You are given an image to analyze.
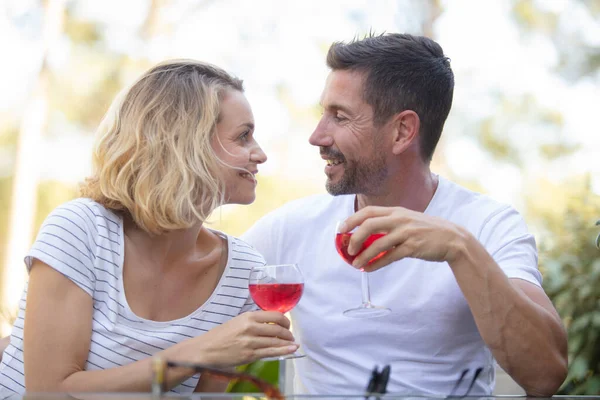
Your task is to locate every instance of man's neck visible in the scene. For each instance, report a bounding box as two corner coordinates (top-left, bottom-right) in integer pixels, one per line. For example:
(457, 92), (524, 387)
(355, 169), (439, 213)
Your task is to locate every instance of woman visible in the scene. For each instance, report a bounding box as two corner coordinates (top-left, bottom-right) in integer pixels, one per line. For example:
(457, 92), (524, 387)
(0, 60), (297, 394)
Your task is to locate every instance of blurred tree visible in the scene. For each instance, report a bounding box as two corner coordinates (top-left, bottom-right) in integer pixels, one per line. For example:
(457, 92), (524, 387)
(0, 126), (18, 285)
(0, 0), (67, 335)
(0, 0), (173, 331)
(0, 177), (16, 326)
(525, 176), (600, 394)
(513, 0), (600, 81)
(460, 0), (599, 173)
(497, 1), (600, 394)
(475, 0), (599, 166)
(440, 1), (599, 393)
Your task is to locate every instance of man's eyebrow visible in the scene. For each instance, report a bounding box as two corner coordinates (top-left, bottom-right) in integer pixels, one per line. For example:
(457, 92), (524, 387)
(320, 102), (353, 114)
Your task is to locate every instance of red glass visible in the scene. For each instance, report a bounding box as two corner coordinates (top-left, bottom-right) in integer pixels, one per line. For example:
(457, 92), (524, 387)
(248, 283), (304, 313)
(335, 232), (387, 266)
(248, 263), (306, 360)
(335, 221), (391, 318)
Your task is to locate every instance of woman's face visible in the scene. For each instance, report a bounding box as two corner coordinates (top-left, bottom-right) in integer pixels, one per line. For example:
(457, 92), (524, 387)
(212, 89), (267, 205)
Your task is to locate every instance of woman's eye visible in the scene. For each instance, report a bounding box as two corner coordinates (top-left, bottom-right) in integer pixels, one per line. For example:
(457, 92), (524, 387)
(240, 131), (250, 141)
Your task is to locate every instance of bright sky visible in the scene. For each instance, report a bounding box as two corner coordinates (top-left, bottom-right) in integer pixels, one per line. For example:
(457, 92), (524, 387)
(0, 0), (599, 210)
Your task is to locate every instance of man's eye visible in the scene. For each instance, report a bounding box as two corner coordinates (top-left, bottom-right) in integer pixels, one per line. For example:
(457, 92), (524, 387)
(240, 131), (250, 141)
(333, 114), (347, 122)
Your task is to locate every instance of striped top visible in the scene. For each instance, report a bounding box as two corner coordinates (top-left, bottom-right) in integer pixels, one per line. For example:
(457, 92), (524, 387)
(0, 198), (264, 395)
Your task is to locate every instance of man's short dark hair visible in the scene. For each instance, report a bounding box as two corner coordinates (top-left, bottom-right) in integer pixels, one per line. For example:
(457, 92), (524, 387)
(326, 33), (454, 162)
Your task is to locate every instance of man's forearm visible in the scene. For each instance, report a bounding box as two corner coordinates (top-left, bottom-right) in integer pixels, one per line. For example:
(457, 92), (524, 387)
(448, 230), (568, 396)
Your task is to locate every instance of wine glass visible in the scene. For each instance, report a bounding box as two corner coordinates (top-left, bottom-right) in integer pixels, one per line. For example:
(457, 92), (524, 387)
(248, 263), (306, 360)
(335, 221), (391, 318)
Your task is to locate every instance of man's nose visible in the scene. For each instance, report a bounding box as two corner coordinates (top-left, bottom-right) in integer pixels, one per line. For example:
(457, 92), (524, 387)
(309, 117), (333, 147)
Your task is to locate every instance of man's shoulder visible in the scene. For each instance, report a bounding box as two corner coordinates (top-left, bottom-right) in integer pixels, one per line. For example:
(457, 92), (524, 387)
(436, 177), (518, 227)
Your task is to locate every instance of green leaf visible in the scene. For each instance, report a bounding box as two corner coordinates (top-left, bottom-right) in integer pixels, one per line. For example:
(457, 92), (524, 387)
(569, 356), (589, 380)
(584, 376), (600, 394)
(227, 360), (279, 393)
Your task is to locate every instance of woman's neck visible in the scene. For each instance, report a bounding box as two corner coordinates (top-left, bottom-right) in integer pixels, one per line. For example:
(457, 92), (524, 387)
(122, 216), (221, 270)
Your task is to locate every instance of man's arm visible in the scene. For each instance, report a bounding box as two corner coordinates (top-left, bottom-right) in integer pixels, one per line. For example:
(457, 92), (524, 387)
(341, 206), (568, 396)
(449, 232), (567, 396)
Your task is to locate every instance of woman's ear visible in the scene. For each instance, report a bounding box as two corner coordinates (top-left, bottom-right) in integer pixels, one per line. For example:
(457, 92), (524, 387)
(391, 110), (420, 155)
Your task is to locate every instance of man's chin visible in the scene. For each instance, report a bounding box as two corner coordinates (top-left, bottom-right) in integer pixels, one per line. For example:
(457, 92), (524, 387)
(325, 180), (351, 196)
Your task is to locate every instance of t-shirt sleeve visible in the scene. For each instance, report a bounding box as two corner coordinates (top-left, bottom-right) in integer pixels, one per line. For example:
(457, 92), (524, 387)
(478, 205), (542, 287)
(235, 238), (265, 313)
(24, 200), (97, 296)
(240, 296), (260, 313)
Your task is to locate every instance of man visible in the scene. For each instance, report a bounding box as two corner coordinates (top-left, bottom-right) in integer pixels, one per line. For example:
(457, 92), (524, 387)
(241, 33), (567, 396)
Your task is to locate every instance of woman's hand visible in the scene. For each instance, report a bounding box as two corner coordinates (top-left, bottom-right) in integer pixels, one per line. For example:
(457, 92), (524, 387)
(191, 310), (298, 367)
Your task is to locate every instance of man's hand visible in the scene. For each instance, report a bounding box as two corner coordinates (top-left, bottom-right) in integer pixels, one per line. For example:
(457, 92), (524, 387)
(340, 206), (469, 271)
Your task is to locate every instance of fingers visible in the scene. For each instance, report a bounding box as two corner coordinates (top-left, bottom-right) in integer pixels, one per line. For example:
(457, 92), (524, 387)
(340, 206), (390, 233)
(252, 321), (295, 342)
(249, 336), (298, 350)
(239, 311), (295, 340)
(251, 343), (299, 360)
(200, 311), (298, 368)
(361, 244), (413, 272)
(352, 230), (406, 269)
(347, 215), (394, 256)
(240, 320), (300, 361)
(250, 311), (291, 329)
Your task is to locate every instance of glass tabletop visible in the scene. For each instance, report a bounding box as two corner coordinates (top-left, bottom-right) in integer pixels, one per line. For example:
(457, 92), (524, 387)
(4, 394), (600, 400)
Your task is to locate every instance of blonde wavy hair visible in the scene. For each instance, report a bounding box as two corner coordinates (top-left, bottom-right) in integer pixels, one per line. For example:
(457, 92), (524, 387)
(80, 59), (244, 235)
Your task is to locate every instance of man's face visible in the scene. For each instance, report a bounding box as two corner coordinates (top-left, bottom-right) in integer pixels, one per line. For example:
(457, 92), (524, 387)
(309, 70), (388, 196)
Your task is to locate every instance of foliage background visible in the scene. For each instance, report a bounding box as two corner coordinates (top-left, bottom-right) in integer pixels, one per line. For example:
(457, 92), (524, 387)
(0, 0), (599, 394)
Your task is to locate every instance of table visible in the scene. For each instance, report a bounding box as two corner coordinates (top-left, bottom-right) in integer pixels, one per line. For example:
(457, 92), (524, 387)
(4, 394), (600, 400)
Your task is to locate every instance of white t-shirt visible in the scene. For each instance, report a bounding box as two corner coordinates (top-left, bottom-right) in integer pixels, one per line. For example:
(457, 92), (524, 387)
(241, 175), (541, 396)
(0, 198), (262, 395)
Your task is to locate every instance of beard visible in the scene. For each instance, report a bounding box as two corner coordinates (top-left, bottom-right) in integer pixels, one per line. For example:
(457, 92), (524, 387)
(322, 148), (388, 196)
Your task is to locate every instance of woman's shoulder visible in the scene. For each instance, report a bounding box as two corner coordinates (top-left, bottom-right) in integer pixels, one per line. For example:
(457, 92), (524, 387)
(53, 197), (121, 222)
(26, 199), (124, 295)
(42, 198), (123, 240)
(228, 235), (267, 265)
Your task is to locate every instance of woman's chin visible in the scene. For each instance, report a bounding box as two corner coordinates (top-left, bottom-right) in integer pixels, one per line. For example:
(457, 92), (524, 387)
(225, 194), (256, 206)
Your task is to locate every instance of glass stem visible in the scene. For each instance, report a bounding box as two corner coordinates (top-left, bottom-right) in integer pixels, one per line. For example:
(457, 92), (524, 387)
(361, 271), (372, 307)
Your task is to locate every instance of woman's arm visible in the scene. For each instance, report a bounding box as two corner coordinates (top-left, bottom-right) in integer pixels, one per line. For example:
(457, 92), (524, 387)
(194, 374), (230, 393)
(24, 261), (199, 392)
(24, 260), (297, 393)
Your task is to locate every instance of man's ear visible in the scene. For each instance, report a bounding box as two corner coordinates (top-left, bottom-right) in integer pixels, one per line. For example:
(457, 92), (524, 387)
(391, 110), (420, 155)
